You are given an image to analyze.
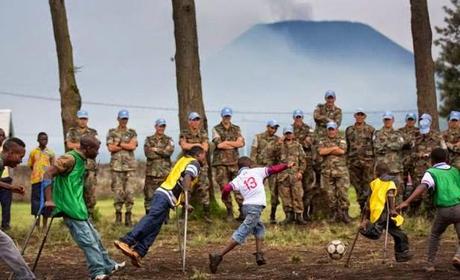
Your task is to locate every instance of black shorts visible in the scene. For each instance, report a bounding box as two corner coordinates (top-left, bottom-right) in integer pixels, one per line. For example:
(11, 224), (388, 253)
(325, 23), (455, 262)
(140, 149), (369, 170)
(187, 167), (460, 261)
(31, 183), (51, 217)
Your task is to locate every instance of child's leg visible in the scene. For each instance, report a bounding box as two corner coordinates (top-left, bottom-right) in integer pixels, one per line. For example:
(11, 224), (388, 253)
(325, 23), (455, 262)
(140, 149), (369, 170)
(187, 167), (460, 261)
(387, 221), (410, 261)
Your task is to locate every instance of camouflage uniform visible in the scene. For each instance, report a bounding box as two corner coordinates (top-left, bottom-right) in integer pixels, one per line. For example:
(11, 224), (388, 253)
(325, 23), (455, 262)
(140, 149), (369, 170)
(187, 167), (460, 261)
(66, 127), (99, 217)
(345, 123), (375, 210)
(398, 126), (419, 198)
(179, 128), (210, 207)
(144, 133), (174, 212)
(250, 131), (280, 216)
(313, 103), (342, 138)
(212, 122), (243, 213)
(411, 130), (446, 215)
(276, 140), (307, 216)
(443, 127), (460, 169)
(106, 127), (137, 213)
(292, 122), (316, 217)
(373, 127), (404, 201)
(318, 135), (350, 220)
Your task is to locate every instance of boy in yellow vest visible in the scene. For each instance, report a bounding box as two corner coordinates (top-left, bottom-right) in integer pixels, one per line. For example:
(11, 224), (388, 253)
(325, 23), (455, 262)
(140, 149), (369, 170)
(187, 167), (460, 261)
(114, 146), (206, 268)
(359, 162), (412, 262)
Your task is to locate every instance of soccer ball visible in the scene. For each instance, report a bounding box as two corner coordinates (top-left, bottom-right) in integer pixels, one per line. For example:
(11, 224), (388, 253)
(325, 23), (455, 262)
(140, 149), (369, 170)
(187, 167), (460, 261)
(326, 240), (346, 260)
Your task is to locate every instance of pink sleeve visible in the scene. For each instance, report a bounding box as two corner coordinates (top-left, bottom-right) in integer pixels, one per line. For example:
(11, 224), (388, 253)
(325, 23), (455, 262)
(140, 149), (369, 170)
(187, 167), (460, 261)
(267, 163), (288, 176)
(221, 183), (233, 201)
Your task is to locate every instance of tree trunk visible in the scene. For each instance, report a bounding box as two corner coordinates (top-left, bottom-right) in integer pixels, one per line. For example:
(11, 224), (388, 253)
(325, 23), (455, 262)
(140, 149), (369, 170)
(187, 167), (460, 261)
(49, 0), (81, 150)
(172, 0), (216, 204)
(410, 0), (439, 130)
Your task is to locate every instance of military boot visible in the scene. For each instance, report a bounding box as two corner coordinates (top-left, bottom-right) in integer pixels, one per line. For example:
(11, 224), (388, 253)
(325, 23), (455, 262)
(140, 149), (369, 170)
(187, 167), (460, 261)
(125, 212), (132, 227)
(115, 212), (122, 225)
(281, 211), (294, 225)
(303, 205), (312, 221)
(295, 213), (308, 225)
(269, 208), (277, 224)
(203, 205), (212, 223)
(341, 209), (351, 224)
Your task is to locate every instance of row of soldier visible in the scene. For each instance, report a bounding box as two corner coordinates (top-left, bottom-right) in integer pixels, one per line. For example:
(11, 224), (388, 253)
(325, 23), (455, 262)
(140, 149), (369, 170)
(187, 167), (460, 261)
(65, 90), (460, 226)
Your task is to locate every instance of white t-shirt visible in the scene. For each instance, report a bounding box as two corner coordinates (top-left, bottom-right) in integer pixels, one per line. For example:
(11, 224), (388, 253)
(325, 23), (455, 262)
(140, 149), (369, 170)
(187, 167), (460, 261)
(421, 162), (451, 190)
(229, 167), (269, 206)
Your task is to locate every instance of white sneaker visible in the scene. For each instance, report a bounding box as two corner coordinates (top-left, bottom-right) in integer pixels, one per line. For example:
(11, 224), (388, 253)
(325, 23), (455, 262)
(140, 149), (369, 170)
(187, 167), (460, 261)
(93, 275), (109, 280)
(111, 261), (126, 274)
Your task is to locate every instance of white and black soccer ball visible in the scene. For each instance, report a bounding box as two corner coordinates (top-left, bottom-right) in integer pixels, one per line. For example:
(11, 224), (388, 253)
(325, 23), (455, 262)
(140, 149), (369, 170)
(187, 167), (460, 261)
(326, 240), (346, 260)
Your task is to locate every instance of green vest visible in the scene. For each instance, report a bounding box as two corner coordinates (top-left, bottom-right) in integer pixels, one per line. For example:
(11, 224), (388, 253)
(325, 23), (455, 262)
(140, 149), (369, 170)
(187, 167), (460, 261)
(427, 166), (460, 208)
(52, 150), (88, 220)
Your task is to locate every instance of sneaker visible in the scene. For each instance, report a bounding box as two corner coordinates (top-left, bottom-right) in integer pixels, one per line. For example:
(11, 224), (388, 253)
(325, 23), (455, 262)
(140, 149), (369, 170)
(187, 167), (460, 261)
(254, 252), (266, 266)
(424, 265), (435, 272)
(93, 274), (109, 280)
(452, 256), (460, 271)
(114, 240), (142, 268)
(209, 253), (223, 274)
(395, 251), (413, 262)
(111, 261), (126, 274)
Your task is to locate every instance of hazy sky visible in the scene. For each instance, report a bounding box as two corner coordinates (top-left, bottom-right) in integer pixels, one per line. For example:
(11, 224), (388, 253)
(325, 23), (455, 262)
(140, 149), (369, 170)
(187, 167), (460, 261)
(0, 0), (453, 158)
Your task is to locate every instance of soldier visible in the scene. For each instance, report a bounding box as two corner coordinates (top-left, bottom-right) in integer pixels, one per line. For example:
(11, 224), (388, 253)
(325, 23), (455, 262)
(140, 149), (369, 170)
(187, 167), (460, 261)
(277, 126), (307, 225)
(318, 122), (351, 223)
(313, 90), (342, 138)
(443, 111), (460, 169)
(291, 109), (315, 220)
(179, 112), (211, 222)
(106, 109), (138, 226)
(410, 114), (446, 216)
(66, 110), (99, 219)
(345, 108), (375, 211)
(250, 120), (280, 224)
(398, 113), (419, 199)
(373, 111), (405, 202)
(212, 107), (245, 221)
(144, 118), (174, 214)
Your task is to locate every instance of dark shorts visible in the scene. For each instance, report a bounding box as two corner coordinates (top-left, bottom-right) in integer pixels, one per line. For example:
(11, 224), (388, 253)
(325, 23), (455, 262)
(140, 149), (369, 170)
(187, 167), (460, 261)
(31, 183), (51, 217)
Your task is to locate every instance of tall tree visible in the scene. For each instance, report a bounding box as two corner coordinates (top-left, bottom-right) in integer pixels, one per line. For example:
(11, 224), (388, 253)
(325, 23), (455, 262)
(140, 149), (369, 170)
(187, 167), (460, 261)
(410, 0), (439, 130)
(49, 0), (81, 150)
(435, 0), (460, 117)
(172, 0), (216, 204)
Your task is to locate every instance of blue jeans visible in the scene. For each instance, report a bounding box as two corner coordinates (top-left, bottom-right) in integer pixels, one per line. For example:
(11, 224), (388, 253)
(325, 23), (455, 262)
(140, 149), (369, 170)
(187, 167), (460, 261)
(64, 218), (116, 278)
(121, 191), (170, 257)
(232, 204), (265, 244)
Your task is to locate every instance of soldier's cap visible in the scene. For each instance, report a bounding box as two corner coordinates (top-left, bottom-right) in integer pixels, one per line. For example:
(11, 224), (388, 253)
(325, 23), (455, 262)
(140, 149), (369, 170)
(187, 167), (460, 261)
(354, 108), (366, 115)
(155, 118), (166, 126)
(449, 111), (460, 121)
(419, 118), (431, 134)
(420, 113), (432, 123)
(266, 119), (279, 128)
(188, 112), (201, 121)
(405, 112), (417, 121)
(118, 109), (129, 119)
(221, 107), (233, 117)
(293, 109), (304, 118)
(283, 126), (294, 134)
(382, 111), (394, 120)
(326, 121), (337, 129)
(324, 90), (336, 99)
(77, 110), (89, 119)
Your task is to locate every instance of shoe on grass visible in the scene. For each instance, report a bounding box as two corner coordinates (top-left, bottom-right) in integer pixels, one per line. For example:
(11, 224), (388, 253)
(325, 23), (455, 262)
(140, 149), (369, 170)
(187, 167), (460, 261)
(111, 261), (126, 274)
(254, 252), (266, 266)
(209, 253), (223, 274)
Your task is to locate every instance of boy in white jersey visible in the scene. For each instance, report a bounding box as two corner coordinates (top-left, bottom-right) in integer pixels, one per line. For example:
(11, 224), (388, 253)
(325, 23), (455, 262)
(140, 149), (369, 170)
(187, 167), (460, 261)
(209, 156), (293, 273)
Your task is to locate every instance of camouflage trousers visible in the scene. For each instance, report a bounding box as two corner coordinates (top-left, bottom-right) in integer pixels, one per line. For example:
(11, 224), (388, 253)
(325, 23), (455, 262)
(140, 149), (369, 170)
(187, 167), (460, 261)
(388, 172), (404, 204)
(451, 155), (460, 170)
(111, 170), (135, 212)
(348, 158), (374, 210)
(401, 155), (416, 199)
(266, 175), (279, 209)
(84, 170), (97, 217)
(409, 164), (435, 216)
(279, 177), (304, 214)
(213, 165), (243, 210)
(191, 165), (210, 207)
(321, 172), (350, 213)
(143, 176), (165, 212)
(301, 167), (317, 211)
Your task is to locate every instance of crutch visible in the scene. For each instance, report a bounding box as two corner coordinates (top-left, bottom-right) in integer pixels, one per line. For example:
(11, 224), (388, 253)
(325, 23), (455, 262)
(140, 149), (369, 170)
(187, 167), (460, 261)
(382, 200), (390, 264)
(176, 207), (183, 256)
(32, 215), (54, 272)
(182, 190), (189, 273)
(345, 199), (368, 268)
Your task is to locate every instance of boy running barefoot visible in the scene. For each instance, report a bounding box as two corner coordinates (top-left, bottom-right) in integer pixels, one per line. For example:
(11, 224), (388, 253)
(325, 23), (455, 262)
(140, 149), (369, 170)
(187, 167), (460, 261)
(209, 156), (294, 273)
(397, 148), (460, 272)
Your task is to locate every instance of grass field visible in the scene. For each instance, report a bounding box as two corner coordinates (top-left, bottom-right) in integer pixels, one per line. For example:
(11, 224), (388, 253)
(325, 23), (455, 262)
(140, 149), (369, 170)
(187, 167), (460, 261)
(1, 189), (460, 279)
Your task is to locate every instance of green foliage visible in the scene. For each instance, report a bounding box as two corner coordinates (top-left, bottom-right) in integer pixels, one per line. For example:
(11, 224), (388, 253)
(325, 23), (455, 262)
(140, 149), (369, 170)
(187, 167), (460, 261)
(435, 0), (460, 117)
